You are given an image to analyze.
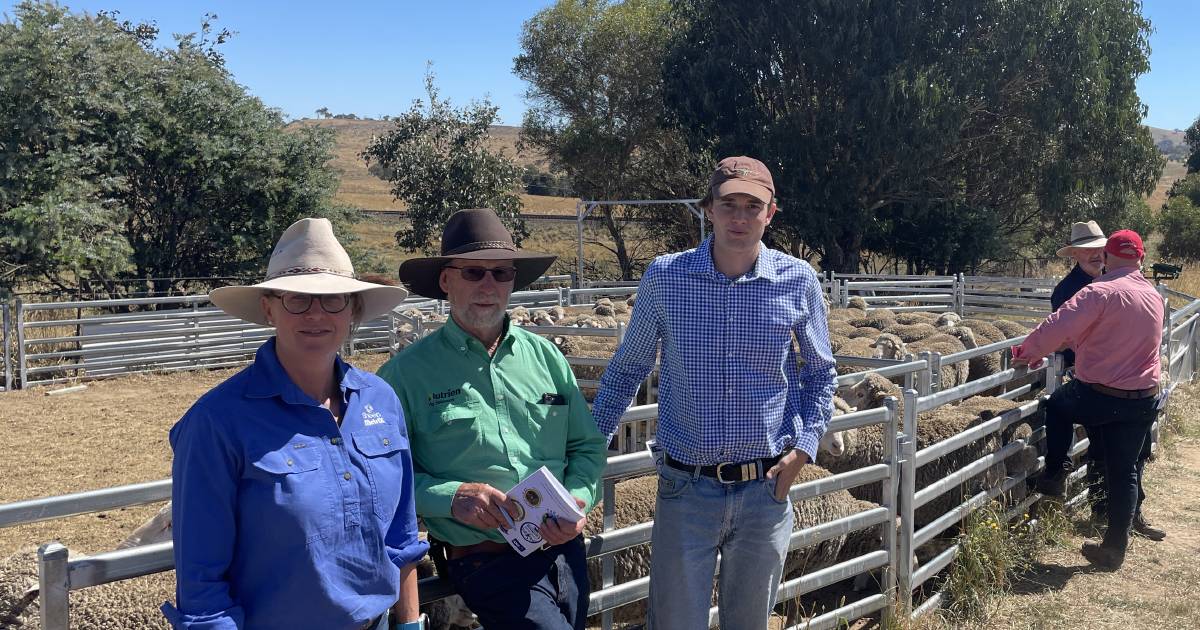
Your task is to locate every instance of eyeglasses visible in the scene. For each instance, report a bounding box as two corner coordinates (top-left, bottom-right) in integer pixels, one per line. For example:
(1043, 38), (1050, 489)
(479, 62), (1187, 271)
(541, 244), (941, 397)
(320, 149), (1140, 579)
(444, 266), (518, 283)
(268, 292), (351, 315)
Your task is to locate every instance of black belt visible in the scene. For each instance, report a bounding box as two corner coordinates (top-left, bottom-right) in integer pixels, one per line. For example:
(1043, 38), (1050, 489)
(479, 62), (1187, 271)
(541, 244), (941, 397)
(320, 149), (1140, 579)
(665, 453), (784, 484)
(1082, 381), (1159, 400)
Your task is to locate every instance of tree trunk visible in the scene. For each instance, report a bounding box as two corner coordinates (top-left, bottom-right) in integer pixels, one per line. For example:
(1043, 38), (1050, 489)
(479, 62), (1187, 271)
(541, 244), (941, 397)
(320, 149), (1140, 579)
(600, 207), (633, 280)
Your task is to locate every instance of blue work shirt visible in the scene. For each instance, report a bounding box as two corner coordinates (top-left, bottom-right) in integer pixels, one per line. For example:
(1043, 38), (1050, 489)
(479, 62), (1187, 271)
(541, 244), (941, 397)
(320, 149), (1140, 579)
(1050, 263), (1095, 368)
(592, 238), (838, 464)
(162, 338), (428, 630)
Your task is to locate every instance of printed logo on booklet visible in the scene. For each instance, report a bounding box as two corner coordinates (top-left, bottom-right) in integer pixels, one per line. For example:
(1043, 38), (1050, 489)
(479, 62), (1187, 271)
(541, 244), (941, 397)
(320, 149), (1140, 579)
(498, 466), (585, 557)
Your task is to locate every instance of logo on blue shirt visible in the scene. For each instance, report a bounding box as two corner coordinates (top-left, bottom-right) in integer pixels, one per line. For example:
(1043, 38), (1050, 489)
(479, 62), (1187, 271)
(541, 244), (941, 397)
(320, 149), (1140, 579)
(362, 404), (386, 426)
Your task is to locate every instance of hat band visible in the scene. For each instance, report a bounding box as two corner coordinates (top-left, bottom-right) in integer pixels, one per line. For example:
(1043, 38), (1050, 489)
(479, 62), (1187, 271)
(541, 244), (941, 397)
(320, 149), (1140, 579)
(266, 266), (355, 281)
(1070, 235), (1103, 245)
(443, 240), (517, 256)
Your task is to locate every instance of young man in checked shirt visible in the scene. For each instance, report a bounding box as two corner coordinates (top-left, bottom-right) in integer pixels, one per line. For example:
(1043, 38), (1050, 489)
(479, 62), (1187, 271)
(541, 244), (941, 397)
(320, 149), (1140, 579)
(592, 156), (839, 629)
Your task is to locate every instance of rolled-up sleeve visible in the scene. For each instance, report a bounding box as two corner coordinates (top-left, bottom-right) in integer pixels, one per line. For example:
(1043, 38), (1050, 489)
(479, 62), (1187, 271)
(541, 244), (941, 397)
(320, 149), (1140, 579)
(786, 269), (838, 461)
(161, 408), (244, 630)
(385, 442), (430, 569)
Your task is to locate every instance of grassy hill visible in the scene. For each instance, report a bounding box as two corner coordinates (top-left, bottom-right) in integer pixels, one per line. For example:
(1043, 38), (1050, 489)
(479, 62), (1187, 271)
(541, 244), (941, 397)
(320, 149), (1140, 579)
(1148, 125), (1187, 146)
(288, 118), (575, 214)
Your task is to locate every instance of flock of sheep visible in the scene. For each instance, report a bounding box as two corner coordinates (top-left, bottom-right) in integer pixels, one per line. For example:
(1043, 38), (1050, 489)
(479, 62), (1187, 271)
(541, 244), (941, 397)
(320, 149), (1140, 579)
(1, 294), (1044, 630)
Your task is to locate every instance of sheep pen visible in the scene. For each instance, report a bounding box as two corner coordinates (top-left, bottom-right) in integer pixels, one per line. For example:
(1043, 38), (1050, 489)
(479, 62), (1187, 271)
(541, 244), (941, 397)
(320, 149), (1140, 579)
(0, 303), (1050, 629)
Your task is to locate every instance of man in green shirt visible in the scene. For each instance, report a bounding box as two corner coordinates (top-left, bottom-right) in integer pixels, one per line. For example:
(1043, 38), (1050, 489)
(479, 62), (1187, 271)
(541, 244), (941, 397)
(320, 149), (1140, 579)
(377, 208), (607, 630)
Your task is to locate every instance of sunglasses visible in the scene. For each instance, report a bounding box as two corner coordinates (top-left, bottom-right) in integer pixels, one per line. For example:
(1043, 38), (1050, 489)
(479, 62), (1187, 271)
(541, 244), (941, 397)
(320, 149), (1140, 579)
(268, 292), (352, 315)
(445, 265), (518, 283)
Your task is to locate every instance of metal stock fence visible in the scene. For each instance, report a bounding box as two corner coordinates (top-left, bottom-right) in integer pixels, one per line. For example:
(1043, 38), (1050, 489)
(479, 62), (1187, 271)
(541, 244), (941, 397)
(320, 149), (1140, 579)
(1, 277), (1198, 628)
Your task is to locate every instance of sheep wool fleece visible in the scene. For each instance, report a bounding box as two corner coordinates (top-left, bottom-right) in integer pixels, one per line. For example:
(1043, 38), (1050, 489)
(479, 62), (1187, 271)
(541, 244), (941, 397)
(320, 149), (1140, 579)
(593, 237), (838, 628)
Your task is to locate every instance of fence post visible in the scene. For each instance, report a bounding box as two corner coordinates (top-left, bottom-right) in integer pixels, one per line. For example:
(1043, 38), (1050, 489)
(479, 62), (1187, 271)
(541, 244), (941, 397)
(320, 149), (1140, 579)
(915, 351), (933, 396)
(38, 542), (70, 630)
(898, 388), (919, 617)
(840, 280), (849, 308)
(16, 299), (27, 389)
(560, 286), (571, 307)
(601, 477), (616, 630)
(954, 273), (965, 316)
(928, 352), (943, 393)
(1045, 353), (1062, 396)
(881, 396), (900, 625)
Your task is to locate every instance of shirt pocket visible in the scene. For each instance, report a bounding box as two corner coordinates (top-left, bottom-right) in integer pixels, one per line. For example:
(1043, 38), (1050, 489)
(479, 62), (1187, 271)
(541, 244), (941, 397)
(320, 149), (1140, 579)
(351, 429), (409, 522)
(247, 444), (331, 545)
(523, 399), (568, 461)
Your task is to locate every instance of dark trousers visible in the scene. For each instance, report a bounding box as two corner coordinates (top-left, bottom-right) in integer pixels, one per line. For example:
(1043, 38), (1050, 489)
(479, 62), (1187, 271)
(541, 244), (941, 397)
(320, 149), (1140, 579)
(445, 536), (588, 630)
(1045, 379), (1157, 551)
(1085, 426), (1152, 518)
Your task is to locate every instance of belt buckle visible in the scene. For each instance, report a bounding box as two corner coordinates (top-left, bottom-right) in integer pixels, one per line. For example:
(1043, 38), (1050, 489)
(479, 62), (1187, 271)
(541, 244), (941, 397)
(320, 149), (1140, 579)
(715, 461), (756, 484)
(715, 462), (737, 484)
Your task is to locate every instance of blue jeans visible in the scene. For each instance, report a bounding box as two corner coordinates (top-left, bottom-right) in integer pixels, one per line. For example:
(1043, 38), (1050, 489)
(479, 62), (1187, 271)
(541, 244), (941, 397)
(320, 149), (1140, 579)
(446, 536), (588, 630)
(648, 463), (793, 630)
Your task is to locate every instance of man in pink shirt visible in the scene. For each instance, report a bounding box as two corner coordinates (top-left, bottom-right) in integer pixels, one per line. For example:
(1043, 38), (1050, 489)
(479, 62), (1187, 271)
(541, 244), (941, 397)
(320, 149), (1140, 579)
(1012, 229), (1163, 569)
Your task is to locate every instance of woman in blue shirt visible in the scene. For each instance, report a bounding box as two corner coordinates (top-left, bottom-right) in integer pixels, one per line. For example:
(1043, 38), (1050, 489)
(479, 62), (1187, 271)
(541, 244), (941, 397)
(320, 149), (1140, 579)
(162, 218), (429, 630)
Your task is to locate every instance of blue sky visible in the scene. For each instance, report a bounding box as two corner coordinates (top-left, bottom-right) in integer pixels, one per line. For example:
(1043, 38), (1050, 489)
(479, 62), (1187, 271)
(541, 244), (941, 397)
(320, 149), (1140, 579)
(2, 0), (1196, 130)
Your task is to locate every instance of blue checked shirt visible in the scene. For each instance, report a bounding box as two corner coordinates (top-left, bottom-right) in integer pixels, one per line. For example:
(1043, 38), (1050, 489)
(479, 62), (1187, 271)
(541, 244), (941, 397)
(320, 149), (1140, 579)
(592, 239), (838, 465)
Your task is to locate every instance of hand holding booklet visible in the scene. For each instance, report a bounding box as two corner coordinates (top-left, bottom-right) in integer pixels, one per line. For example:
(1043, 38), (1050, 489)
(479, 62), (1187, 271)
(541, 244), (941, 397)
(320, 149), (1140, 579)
(498, 466), (586, 556)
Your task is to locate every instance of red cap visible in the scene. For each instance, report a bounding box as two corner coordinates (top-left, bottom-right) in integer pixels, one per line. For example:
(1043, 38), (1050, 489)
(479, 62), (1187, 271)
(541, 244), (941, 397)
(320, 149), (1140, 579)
(1104, 229), (1144, 260)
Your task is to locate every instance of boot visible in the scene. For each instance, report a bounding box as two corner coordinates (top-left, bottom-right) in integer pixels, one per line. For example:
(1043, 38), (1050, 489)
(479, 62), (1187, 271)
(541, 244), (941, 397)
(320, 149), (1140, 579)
(1035, 461), (1071, 497)
(1081, 540), (1125, 570)
(1132, 514), (1166, 541)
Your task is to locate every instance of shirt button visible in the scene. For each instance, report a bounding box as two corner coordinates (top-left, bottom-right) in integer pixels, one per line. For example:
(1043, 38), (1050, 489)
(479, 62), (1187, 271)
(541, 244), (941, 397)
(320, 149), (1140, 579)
(343, 472), (352, 481)
(459, 346), (466, 352)
(726, 388), (734, 395)
(497, 394), (505, 401)
(286, 458), (294, 466)
(330, 437), (341, 445)
(383, 438), (390, 446)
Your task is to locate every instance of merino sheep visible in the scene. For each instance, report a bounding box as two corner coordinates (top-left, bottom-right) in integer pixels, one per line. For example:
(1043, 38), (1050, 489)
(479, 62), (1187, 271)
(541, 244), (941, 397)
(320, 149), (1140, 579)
(848, 309), (897, 330)
(880, 322), (939, 343)
(848, 326), (882, 340)
(990, 319), (1029, 339)
(895, 312), (938, 325)
(872, 332), (970, 390)
(832, 337), (879, 375)
(847, 296), (869, 310)
(549, 305), (568, 321)
(509, 306), (530, 324)
(531, 309), (556, 326)
(959, 319), (1006, 344)
(828, 320), (858, 337)
(827, 307), (866, 322)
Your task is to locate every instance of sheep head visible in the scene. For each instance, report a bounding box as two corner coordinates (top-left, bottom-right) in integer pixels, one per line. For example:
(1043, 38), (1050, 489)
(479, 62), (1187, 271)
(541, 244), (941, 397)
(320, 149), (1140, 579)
(935, 312), (962, 328)
(848, 296), (869, 310)
(948, 326), (978, 349)
(870, 333), (907, 359)
(841, 372), (901, 411)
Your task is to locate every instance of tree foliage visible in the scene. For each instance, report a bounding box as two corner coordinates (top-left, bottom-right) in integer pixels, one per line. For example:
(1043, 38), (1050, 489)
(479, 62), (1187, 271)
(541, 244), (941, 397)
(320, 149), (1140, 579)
(1185, 116), (1200, 174)
(663, 0), (1163, 273)
(362, 71), (525, 255)
(0, 2), (352, 296)
(515, 0), (710, 279)
(1159, 174), (1200, 260)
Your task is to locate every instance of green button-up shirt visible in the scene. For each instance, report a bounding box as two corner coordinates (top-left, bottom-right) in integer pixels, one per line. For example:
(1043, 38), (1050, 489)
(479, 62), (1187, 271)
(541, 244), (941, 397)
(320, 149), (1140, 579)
(376, 315), (608, 546)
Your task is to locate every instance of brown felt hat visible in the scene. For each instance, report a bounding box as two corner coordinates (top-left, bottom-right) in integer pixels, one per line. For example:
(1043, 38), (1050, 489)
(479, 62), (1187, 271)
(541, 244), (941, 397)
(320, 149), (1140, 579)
(709, 156), (775, 205)
(398, 208), (557, 300)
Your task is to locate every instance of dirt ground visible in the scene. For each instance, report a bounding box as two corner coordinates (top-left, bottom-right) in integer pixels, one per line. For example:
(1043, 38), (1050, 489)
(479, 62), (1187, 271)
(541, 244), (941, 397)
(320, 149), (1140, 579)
(1, 358), (1197, 628)
(952, 383), (1200, 630)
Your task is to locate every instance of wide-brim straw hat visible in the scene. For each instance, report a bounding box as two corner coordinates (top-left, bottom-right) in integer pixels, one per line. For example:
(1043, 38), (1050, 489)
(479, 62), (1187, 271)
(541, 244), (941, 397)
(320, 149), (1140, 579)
(209, 218), (408, 326)
(1055, 220), (1107, 256)
(398, 208), (556, 300)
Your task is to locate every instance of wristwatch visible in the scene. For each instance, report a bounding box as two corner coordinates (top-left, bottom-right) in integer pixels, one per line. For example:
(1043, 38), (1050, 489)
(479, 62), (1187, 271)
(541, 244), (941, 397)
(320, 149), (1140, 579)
(391, 613), (427, 630)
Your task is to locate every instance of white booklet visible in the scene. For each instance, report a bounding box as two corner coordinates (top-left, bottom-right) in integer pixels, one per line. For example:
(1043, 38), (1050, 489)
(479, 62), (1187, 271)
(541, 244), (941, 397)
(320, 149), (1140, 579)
(499, 466), (586, 557)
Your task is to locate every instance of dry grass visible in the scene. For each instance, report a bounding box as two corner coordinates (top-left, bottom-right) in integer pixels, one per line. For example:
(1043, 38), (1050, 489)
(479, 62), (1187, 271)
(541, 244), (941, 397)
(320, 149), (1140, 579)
(1146, 160), (1189, 214)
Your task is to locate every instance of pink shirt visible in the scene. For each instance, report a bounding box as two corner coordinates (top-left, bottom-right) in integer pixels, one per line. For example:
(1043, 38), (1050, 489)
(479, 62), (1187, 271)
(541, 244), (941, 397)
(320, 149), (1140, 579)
(1012, 266), (1163, 390)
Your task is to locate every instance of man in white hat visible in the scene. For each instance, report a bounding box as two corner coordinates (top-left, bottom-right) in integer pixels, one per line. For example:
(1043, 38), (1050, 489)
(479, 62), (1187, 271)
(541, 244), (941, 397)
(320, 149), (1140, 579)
(1049, 221), (1165, 543)
(166, 218), (429, 630)
(377, 209), (607, 630)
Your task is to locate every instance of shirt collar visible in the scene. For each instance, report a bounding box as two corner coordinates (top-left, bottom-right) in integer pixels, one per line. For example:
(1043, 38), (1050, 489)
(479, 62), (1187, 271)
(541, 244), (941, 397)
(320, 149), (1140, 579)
(686, 237), (778, 282)
(441, 312), (515, 357)
(243, 337), (369, 402)
(1097, 265), (1143, 282)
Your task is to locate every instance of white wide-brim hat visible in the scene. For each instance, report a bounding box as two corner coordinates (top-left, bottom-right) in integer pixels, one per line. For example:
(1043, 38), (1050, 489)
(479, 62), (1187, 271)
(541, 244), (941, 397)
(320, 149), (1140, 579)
(209, 218), (408, 326)
(1055, 220), (1107, 256)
